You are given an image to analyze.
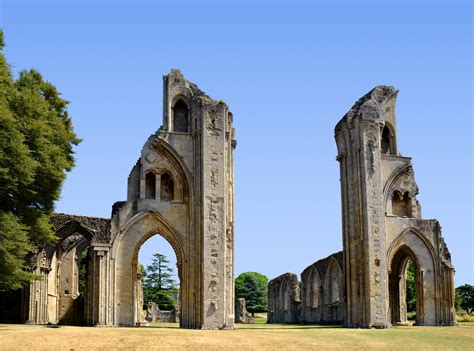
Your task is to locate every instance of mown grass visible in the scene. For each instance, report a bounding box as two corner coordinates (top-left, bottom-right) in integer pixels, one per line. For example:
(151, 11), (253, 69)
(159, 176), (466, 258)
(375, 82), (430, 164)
(0, 321), (473, 350)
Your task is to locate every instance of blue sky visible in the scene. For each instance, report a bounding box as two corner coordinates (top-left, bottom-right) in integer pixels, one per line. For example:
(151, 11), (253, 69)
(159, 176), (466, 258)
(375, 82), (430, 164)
(1, 0), (472, 285)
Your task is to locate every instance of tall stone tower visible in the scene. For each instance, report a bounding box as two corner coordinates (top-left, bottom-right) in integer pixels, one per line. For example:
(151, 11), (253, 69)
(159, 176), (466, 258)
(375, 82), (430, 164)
(335, 86), (456, 328)
(87, 69), (236, 329)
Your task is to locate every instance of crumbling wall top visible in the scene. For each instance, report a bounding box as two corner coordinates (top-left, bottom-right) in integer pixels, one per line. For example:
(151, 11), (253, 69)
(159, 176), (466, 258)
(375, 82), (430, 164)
(335, 85), (399, 133)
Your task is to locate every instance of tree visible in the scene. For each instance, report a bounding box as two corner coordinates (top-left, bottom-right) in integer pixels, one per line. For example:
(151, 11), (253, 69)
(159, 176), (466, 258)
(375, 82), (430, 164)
(78, 247), (89, 298)
(235, 272), (269, 316)
(0, 29), (80, 290)
(142, 253), (178, 310)
(456, 284), (474, 314)
(406, 260), (416, 313)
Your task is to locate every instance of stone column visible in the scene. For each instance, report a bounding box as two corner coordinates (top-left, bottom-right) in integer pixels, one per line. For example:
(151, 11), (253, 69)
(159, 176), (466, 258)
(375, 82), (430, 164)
(90, 244), (111, 326)
(336, 117), (389, 328)
(200, 102), (233, 329)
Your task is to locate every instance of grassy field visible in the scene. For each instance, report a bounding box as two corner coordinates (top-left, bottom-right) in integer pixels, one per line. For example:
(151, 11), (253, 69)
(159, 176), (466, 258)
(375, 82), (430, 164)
(0, 321), (473, 350)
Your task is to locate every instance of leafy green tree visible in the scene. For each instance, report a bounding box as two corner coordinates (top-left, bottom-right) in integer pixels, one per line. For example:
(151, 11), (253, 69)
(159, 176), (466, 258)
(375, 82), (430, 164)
(78, 247), (89, 298)
(456, 284), (474, 314)
(143, 253), (178, 310)
(235, 272), (269, 316)
(0, 29), (80, 290)
(406, 260), (416, 313)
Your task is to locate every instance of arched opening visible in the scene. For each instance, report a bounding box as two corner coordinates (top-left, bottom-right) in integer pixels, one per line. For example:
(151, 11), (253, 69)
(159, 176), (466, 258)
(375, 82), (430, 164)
(381, 124), (395, 155)
(308, 269), (321, 308)
(389, 246), (421, 326)
(160, 173), (174, 202)
(324, 260), (340, 305)
(78, 245), (89, 301)
(282, 281), (289, 312)
(392, 190), (412, 217)
(145, 172), (156, 199)
(57, 241), (89, 325)
(136, 234), (180, 326)
(405, 259), (417, 321)
(172, 100), (189, 133)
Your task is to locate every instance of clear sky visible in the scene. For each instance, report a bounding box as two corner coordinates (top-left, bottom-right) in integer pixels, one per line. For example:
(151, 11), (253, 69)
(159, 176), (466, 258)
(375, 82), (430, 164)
(1, 0), (472, 286)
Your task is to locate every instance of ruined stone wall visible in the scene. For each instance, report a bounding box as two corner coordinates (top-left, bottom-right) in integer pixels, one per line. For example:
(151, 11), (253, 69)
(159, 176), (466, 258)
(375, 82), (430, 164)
(267, 273), (301, 324)
(102, 69), (236, 329)
(268, 252), (344, 325)
(301, 252), (344, 324)
(234, 298), (255, 324)
(335, 86), (456, 327)
(7, 214), (109, 325)
(146, 302), (179, 323)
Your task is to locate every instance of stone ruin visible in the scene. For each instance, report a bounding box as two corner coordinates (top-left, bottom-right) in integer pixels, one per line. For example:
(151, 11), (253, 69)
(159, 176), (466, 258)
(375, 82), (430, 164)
(145, 302), (179, 323)
(234, 298), (255, 324)
(267, 273), (301, 324)
(0, 69), (237, 329)
(0, 76), (457, 330)
(267, 86), (456, 327)
(267, 253), (344, 324)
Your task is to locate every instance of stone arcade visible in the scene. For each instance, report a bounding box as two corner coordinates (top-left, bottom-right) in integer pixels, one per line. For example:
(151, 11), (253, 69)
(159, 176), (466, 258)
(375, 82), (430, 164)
(0, 70), (237, 329)
(267, 86), (457, 327)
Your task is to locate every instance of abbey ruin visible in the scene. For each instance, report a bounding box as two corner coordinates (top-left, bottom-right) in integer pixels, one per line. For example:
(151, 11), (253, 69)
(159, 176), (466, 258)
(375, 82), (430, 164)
(267, 86), (457, 327)
(0, 75), (456, 329)
(0, 70), (236, 329)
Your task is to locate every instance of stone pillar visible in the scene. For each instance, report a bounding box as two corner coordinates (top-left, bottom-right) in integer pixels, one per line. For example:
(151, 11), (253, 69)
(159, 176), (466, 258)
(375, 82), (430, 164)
(335, 86), (398, 328)
(24, 267), (50, 324)
(155, 174), (161, 201)
(200, 101), (234, 329)
(135, 266), (147, 326)
(90, 244), (111, 326)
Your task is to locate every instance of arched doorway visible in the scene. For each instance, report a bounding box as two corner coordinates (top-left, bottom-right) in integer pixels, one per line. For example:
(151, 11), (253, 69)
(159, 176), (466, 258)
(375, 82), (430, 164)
(111, 211), (196, 328)
(48, 220), (93, 325)
(137, 233), (180, 325)
(387, 230), (437, 326)
(388, 246), (421, 326)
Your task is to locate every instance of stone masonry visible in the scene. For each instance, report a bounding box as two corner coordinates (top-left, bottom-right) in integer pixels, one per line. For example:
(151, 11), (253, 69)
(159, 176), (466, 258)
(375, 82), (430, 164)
(267, 252), (344, 325)
(335, 85), (456, 327)
(268, 86), (456, 328)
(1, 70), (237, 330)
(0, 80), (456, 330)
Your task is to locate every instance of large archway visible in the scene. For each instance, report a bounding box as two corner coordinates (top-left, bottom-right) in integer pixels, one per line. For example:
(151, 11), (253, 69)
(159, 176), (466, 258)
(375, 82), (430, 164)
(388, 246), (420, 325)
(387, 230), (437, 326)
(111, 211), (198, 328)
(45, 219), (94, 325)
(137, 233), (180, 325)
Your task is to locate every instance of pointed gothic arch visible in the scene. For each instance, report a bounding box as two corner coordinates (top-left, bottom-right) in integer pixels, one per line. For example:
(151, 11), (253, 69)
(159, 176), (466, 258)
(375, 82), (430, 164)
(387, 229), (437, 326)
(111, 210), (191, 327)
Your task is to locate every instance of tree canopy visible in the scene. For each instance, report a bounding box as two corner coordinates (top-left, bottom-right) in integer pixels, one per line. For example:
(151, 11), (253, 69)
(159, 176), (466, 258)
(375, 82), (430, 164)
(235, 272), (269, 316)
(406, 260), (416, 314)
(456, 284), (474, 315)
(142, 253), (179, 310)
(0, 29), (80, 290)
